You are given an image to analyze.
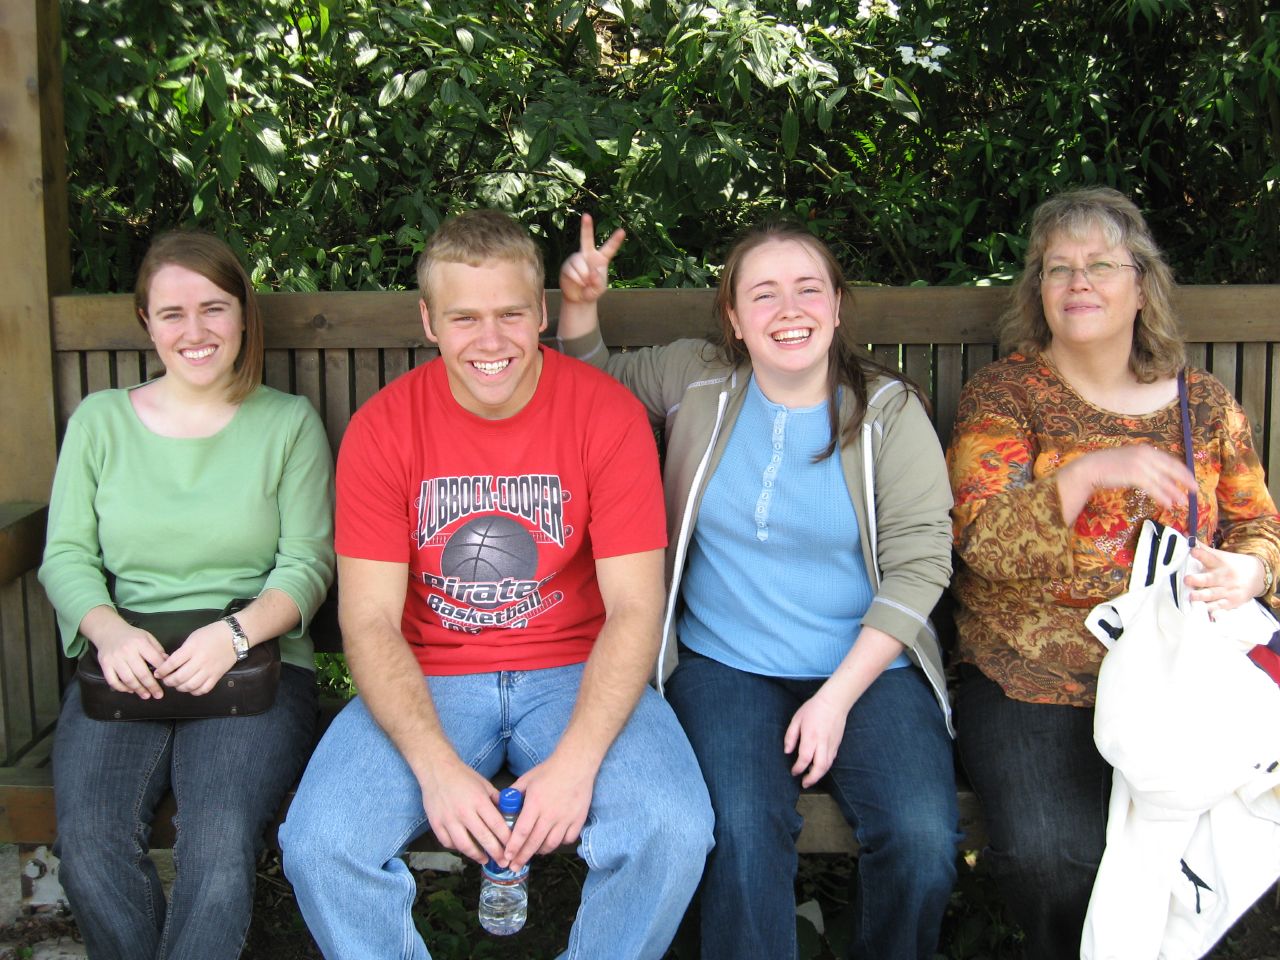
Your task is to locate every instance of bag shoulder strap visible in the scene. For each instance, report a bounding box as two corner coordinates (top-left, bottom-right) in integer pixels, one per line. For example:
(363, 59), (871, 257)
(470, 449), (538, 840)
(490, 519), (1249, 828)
(1178, 368), (1198, 547)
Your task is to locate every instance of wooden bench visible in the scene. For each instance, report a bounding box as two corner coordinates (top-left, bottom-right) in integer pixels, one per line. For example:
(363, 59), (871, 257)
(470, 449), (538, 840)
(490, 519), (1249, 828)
(2, 283), (1277, 908)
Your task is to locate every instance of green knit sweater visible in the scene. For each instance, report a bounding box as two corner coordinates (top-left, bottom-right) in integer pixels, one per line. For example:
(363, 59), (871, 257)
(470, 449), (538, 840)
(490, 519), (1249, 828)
(39, 385), (335, 670)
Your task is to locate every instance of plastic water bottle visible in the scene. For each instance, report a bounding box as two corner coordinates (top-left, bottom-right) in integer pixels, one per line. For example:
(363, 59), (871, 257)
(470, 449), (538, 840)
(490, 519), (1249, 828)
(478, 787), (528, 935)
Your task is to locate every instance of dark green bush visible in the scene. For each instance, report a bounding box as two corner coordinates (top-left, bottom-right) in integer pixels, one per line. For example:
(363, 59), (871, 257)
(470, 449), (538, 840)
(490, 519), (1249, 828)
(63, 0), (1280, 290)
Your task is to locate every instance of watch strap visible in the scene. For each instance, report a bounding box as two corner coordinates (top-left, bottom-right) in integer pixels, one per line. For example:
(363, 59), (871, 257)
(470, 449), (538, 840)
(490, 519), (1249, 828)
(223, 615), (250, 661)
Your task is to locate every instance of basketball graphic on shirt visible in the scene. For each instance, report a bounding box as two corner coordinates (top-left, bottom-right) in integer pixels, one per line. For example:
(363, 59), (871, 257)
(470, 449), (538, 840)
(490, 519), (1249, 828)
(440, 515), (538, 609)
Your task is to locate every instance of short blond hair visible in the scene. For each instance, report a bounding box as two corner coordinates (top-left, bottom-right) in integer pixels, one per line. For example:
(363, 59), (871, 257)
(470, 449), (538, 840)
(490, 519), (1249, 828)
(416, 210), (544, 316)
(1000, 187), (1185, 381)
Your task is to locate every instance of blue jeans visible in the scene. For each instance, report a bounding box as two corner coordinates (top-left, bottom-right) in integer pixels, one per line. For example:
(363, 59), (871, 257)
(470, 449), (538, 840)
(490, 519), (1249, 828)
(954, 664), (1112, 960)
(280, 663), (714, 960)
(665, 648), (959, 960)
(52, 665), (318, 960)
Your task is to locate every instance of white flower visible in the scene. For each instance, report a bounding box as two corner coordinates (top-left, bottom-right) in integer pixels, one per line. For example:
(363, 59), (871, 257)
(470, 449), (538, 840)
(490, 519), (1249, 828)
(884, 0), (899, 17)
(857, 0), (873, 17)
(897, 45), (917, 64)
(932, 44), (950, 57)
(922, 59), (941, 73)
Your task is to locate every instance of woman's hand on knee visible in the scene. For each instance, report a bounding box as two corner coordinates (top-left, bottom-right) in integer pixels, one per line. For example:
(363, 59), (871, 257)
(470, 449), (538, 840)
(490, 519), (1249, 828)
(785, 693), (850, 789)
(154, 621), (237, 695)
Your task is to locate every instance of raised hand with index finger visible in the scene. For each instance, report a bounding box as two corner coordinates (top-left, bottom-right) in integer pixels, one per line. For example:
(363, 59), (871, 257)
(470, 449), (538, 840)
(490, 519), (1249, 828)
(559, 213), (626, 306)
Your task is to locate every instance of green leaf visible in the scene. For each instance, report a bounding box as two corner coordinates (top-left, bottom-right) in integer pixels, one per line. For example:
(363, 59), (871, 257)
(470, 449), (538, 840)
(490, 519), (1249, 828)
(781, 107), (799, 159)
(219, 133), (242, 186)
(204, 64), (227, 119)
(527, 124), (553, 167)
(257, 125), (286, 157)
(456, 26), (474, 54)
(404, 70), (430, 100)
(378, 74), (406, 107)
(170, 149), (194, 179)
(248, 160), (278, 194)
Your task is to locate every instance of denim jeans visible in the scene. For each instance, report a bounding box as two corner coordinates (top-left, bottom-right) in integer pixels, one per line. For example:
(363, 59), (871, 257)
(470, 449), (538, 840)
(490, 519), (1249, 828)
(954, 664), (1112, 960)
(52, 665), (318, 960)
(665, 648), (959, 960)
(280, 663), (713, 960)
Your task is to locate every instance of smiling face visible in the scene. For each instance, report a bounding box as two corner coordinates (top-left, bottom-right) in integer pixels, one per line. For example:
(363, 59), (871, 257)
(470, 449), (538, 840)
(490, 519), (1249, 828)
(421, 257), (548, 419)
(141, 263), (245, 395)
(1040, 226), (1145, 357)
(726, 238), (841, 405)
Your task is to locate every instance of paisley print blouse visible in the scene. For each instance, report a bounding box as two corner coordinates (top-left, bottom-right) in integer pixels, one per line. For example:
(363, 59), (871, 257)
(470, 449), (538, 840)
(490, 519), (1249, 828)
(947, 353), (1280, 706)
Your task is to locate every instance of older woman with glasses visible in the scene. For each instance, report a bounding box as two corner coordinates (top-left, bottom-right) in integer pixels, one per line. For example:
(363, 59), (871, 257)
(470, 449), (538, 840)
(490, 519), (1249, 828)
(946, 187), (1280, 959)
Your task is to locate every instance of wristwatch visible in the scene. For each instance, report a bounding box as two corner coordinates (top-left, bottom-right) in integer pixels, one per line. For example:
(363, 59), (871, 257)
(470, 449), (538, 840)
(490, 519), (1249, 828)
(223, 615), (250, 661)
(1260, 560), (1276, 599)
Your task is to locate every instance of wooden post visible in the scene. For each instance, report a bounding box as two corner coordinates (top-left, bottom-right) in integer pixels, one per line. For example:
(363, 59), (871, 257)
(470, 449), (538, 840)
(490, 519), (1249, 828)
(0, 0), (69, 503)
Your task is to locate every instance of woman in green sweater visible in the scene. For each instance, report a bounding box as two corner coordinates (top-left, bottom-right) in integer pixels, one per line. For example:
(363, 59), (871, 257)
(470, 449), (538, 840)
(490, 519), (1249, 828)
(39, 231), (334, 960)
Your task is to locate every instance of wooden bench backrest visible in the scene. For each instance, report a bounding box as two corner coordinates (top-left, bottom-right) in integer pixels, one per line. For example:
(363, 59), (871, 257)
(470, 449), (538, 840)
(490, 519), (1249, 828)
(51, 286), (1280, 500)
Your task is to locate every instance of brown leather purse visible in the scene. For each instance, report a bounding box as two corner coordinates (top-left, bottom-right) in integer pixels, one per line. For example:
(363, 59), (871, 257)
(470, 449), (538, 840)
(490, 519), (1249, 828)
(76, 600), (280, 721)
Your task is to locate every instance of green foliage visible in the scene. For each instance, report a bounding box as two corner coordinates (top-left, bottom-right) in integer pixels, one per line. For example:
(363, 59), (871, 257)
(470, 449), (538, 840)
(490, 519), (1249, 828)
(63, 0), (1280, 291)
(313, 653), (355, 699)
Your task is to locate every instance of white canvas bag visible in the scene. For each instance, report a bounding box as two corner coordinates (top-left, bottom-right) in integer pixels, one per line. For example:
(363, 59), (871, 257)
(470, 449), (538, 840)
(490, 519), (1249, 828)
(1080, 519), (1280, 960)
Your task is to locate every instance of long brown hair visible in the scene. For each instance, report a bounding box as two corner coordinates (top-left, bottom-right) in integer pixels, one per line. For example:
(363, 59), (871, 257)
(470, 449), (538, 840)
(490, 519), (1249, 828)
(134, 231), (263, 404)
(711, 221), (927, 461)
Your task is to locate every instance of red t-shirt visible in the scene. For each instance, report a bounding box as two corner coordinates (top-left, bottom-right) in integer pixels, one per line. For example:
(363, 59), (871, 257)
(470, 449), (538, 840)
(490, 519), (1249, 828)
(336, 347), (666, 675)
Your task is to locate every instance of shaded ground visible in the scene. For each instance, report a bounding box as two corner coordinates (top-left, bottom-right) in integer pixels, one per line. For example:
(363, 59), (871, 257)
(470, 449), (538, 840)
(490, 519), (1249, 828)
(2, 852), (1278, 959)
(240, 852), (1280, 959)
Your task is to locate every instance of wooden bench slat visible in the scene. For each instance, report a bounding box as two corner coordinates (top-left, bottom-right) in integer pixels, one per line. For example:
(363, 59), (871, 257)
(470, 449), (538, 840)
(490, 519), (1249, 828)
(50, 287), (1280, 350)
(383, 347), (411, 387)
(53, 354), (81, 438)
(84, 351), (111, 396)
(264, 349), (292, 394)
(25, 575), (61, 736)
(323, 350), (352, 457)
(0, 761), (985, 855)
(1241, 342), (1268, 454)
(934, 345), (963, 451)
(354, 348), (380, 409)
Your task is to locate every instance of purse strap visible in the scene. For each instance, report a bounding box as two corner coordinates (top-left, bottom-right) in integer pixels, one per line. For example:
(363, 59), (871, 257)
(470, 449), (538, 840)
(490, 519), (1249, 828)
(1178, 368), (1198, 547)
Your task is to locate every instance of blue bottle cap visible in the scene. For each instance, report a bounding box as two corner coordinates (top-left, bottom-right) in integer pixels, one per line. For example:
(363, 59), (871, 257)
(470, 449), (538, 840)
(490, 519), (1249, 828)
(497, 787), (524, 815)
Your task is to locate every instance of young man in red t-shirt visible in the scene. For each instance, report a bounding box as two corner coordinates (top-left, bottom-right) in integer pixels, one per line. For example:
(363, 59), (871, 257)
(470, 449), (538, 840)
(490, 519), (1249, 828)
(281, 211), (712, 959)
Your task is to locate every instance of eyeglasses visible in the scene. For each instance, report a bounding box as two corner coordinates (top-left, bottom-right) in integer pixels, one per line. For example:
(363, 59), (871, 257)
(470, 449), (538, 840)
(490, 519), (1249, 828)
(1039, 261), (1141, 286)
